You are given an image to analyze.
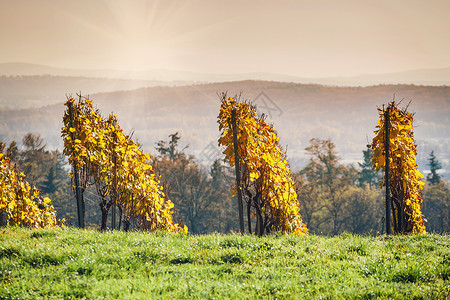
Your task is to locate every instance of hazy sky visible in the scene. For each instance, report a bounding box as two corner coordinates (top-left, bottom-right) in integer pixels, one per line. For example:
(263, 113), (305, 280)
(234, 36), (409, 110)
(1, 0), (449, 77)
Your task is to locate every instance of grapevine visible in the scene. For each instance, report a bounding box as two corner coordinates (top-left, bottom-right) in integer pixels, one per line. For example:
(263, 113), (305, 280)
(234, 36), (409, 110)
(62, 96), (186, 233)
(372, 101), (426, 234)
(218, 94), (307, 235)
(0, 153), (58, 228)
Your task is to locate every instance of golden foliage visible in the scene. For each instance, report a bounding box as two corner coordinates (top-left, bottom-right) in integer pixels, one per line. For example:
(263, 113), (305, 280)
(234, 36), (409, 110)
(61, 97), (186, 233)
(218, 96), (307, 235)
(0, 154), (58, 228)
(372, 102), (425, 234)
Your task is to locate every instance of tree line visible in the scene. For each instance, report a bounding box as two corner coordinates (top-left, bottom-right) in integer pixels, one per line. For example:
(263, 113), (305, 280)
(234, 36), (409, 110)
(1, 131), (447, 234)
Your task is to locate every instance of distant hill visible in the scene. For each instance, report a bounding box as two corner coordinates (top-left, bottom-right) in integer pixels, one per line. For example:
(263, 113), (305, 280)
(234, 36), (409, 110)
(1, 62), (450, 86)
(321, 68), (450, 86)
(0, 75), (190, 108)
(0, 80), (448, 178)
(0, 63), (199, 83)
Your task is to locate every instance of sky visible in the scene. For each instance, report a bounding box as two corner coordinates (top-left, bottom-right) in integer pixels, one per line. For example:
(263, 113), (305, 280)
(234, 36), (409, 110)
(1, 0), (450, 78)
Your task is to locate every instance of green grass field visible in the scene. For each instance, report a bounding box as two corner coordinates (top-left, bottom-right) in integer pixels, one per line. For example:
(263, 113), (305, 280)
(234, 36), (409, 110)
(0, 228), (448, 299)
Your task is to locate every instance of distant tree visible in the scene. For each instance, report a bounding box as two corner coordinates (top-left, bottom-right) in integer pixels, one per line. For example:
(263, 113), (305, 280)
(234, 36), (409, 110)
(339, 186), (383, 234)
(155, 134), (213, 233)
(295, 175), (327, 231)
(156, 132), (184, 161)
(296, 138), (385, 235)
(47, 177), (75, 225)
(41, 152), (66, 195)
(209, 159), (236, 233)
(300, 138), (353, 235)
(12, 134), (71, 224)
(422, 181), (449, 233)
(154, 134), (237, 234)
(0, 141), (19, 162)
(427, 151), (442, 185)
(22, 133), (46, 151)
(6, 141), (18, 161)
(19, 133), (52, 187)
(210, 159), (225, 189)
(2, 134), (68, 196)
(157, 153), (211, 233)
(358, 145), (381, 188)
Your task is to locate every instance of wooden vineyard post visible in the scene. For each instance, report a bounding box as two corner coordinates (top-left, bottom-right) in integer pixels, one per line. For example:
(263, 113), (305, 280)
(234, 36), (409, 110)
(384, 105), (392, 235)
(68, 100), (85, 228)
(230, 109), (245, 233)
(111, 131), (117, 230)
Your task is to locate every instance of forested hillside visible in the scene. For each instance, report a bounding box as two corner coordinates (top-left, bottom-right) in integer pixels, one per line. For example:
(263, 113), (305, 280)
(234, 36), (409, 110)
(0, 75), (187, 108)
(0, 80), (448, 177)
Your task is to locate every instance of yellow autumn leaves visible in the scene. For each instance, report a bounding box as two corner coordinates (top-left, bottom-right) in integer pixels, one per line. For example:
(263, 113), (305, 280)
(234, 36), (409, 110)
(372, 102), (426, 234)
(218, 96), (307, 235)
(0, 153), (58, 228)
(61, 97), (186, 233)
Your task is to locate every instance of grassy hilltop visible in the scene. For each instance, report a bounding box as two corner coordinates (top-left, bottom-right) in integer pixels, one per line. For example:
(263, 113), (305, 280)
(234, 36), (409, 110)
(0, 228), (449, 299)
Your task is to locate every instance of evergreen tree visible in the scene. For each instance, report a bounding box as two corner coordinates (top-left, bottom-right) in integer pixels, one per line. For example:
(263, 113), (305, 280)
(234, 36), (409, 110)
(427, 151), (442, 184)
(41, 153), (64, 195)
(358, 145), (381, 188)
(210, 159), (225, 189)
